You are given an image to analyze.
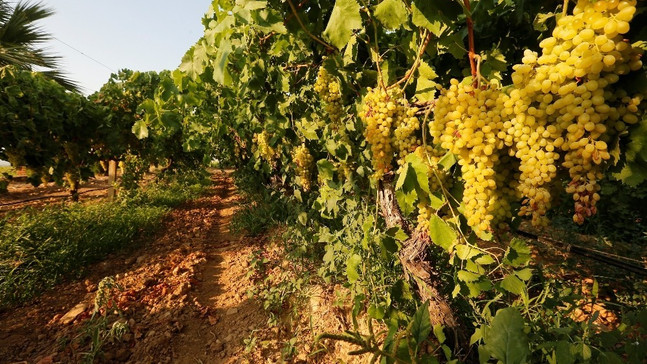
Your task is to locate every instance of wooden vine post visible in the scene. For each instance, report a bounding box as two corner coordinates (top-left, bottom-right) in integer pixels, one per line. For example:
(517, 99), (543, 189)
(107, 160), (117, 201)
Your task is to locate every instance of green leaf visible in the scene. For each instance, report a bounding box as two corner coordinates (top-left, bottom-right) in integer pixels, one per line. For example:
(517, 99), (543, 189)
(415, 61), (437, 101)
(428, 215), (457, 251)
(323, 0), (363, 50)
(475, 254), (496, 265)
(554, 341), (575, 364)
(405, 152), (431, 195)
(317, 159), (336, 181)
(503, 238), (532, 267)
(456, 244), (480, 260)
(411, 3), (442, 36)
(298, 212), (307, 226)
(409, 301), (431, 347)
(433, 324), (446, 344)
(483, 308), (530, 364)
(458, 270), (481, 283)
(381, 236), (399, 254)
(212, 39), (233, 86)
(437, 152), (456, 170)
(514, 268), (533, 281)
(346, 254), (362, 283)
(500, 274), (525, 295)
(132, 120), (149, 139)
(386, 226), (409, 241)
(374, 0), (408, 30)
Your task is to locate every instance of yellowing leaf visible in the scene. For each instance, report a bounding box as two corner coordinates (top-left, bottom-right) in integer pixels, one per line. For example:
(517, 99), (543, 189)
(323, 0), (363, 50)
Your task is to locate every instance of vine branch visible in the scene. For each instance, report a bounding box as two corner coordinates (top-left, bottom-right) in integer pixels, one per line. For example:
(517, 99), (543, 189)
(390, 30), (432, 89)
(464, 0), (477, 82)
(286, 0), (336, 52)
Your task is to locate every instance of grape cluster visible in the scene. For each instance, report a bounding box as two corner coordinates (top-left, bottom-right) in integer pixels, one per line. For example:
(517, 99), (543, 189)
(505, 0), (643, 224)
(253, 130), (278, 165)
(294, 143), (314, 191)
(359, 87), (421, 179)
(430, 79), (512, 234)
(314, 67), (343, 126)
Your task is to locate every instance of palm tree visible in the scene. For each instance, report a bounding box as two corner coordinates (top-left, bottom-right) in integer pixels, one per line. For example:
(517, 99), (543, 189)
(0, 0), (77, 90)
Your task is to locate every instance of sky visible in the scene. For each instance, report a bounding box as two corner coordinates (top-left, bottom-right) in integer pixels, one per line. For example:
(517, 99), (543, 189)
(33, 0), (212, 95)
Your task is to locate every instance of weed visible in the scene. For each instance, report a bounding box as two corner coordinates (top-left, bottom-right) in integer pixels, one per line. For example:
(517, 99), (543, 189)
(0, 176), (209, 308)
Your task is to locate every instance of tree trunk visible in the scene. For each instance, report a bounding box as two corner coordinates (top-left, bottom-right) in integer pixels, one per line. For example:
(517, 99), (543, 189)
(378, 179), (466, 350)
(65, 172), (79, 202)
(107, 160), (117, 201)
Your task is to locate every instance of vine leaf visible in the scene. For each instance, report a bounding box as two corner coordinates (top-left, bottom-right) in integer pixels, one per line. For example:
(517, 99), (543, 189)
(373, 0), (408, 30)
(409, 301), (431, 347)
(503, 238), (531, 267)
(323, 0), (363, 50)
(346, 253), (362, 282)
(483, 308), (530, 364)
(428, 215), (457, 251)
(411, 0), (460, 36)
(500, 274), (524, 295)
(132, 120), (149, 139)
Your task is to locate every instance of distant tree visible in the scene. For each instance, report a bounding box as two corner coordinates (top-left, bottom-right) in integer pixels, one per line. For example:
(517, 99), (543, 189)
(0, 0), (77, 90)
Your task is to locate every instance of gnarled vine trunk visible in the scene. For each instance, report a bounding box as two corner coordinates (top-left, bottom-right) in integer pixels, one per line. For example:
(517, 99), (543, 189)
(378, 179), (467, 351)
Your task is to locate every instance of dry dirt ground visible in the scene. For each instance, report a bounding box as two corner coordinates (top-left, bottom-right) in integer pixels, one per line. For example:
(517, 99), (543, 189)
(0, 171), (367, 364)
(0, 176), (111, 213)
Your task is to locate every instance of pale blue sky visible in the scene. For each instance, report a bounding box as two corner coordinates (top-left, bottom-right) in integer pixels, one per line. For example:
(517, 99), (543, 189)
(35, 1), (211, 94)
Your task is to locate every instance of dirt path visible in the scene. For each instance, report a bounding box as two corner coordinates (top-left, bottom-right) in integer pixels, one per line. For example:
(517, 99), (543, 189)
(0, 170), (271, 364)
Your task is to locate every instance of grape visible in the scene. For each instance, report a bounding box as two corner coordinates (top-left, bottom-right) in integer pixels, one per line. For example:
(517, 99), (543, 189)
(359, 87), (421, 179)
(253, 130), (278, 165)
(430, 78), (511, 235)
(314, 67), (343, 127)
(293, 143), (314, 191)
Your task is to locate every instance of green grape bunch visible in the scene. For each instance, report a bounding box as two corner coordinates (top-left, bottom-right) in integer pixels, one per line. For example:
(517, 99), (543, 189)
(293, 143), (314, 191)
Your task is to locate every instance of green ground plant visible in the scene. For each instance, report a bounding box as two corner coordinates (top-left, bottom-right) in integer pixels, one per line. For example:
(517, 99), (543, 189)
(0, 173), (210, 308)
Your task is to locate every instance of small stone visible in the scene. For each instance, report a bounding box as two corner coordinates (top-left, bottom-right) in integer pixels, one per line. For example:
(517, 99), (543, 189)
(125, 257), (136, 265)
(226, 307), (238, 315)
(208, 315), (218, 325)
(60, 302), (87, 325)
(241, 260), (249, 268)
(136, 256), (146, 264)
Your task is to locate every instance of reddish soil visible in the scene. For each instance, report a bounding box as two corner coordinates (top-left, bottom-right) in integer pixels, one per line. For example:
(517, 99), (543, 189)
(0, 176), (111, 213)
(0, 171), (274, 363)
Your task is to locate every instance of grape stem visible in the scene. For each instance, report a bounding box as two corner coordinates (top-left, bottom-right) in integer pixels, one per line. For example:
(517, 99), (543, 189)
(286, 0), (336, 52)
(463, 0), (477, 84)
(358, 0), (386, 90)
(390, 30), (432, 90)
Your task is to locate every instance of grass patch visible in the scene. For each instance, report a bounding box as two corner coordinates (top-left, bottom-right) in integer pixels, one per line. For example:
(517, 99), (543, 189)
(0, 174), (210, 308)
(0, 166), (14, 176)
